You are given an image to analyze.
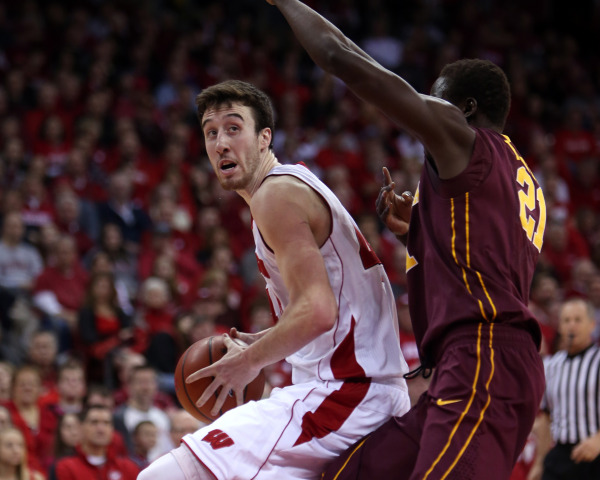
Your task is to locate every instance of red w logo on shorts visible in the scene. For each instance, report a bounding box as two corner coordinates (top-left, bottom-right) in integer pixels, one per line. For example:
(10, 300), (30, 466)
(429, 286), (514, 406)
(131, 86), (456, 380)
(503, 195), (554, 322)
(202, 429), (234, 450)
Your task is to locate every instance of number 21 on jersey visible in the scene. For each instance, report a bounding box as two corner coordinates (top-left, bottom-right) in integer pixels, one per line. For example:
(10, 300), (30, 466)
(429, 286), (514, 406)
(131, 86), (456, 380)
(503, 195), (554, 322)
(516, 166), (546, 252)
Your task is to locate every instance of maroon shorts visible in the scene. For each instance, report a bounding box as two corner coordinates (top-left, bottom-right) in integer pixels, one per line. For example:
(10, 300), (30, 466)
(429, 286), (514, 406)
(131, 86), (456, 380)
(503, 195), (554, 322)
(323, 323), (545, 480)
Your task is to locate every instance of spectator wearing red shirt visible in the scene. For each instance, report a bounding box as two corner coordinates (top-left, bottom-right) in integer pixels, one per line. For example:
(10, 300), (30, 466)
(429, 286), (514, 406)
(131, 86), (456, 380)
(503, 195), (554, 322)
(53, 147), (106, 204)
(33, 114), (72, 179)
(32, 235), (89, 351)
(50, 405), (139, 480)
(104, 130), (161, 207)
(567, 155), (600, 215)
(20, 174), (56, 241)
(554, 106), (596, 178)
(138, 223), (202, 308)
(2, 365), (48, 473)
(22, 82), (64, 148)
(539, 217), (590, 285)
(38, 360), (88, 472)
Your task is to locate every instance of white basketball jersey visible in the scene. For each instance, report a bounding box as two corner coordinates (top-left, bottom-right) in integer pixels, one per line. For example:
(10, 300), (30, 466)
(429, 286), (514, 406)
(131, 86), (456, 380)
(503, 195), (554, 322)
(253, 164), (408, 386)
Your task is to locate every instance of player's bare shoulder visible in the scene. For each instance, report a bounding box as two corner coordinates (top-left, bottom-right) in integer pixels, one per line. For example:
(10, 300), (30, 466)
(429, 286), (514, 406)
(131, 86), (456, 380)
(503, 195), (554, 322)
(251, 174), (330, 246)
(252, 175), (319, 214)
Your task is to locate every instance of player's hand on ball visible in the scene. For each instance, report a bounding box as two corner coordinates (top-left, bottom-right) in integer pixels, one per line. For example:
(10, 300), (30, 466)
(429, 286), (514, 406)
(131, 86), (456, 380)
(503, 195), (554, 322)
(376, 167), (413, 237)
(186, 334), (262, 417)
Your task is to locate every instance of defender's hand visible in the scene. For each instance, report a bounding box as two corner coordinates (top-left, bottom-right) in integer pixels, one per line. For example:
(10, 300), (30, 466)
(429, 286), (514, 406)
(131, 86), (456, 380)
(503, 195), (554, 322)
(375, 167), (413, 237)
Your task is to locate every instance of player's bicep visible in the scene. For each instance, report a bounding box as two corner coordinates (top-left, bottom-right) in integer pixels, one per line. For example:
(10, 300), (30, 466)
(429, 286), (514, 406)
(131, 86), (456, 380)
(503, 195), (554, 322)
(252, 186), (333, 301)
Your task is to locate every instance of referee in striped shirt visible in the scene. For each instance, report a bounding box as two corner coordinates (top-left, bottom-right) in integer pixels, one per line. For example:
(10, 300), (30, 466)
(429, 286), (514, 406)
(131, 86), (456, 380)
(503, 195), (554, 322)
(530, 298), (600, 480)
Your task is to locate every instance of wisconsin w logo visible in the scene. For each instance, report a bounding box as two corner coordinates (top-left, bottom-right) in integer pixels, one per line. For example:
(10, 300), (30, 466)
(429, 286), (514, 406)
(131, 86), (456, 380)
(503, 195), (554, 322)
(202, 429), (234, 450)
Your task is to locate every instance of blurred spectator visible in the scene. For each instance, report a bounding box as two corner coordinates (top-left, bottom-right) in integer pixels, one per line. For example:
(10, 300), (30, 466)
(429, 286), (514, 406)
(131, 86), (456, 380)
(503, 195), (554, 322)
(0, 137), (28, 187)
(26, 330), (59, 395)
(129, 420), (157, 469)
(361, 15), (403, 71)
(52, 147), (106, 203)
(529, 274), (562, 353)
(138, 222), (202, 307)
(565, 258), (598, 299)
(190, 268), (241, 332)
(554, 106), (596, 178)
(168, 409), (202, 449)
(33, 115), (71, 178)
(0, 427), (44, 480)
(539, 218), (590, 285)
(53, 188), (99, 256)
(37, 360), (87, 470)
(568, 155), (600, 215)
(0, 211), (43, 296)
(0, 362), (14, 403)
(136, 276), (176, 336)
(3, 365), (45, 473)
(86, 251), (134, 315)
(0, 405), (12, 430)
(0, 211), (43, 357)
(113, 365), (172, 461)
(52, 413), (81, 463)
(85, 223), (139, 306)
(51, 405), (139, 480)
(111, 352), (175, 411)
(32, 235), (88, 351)
(77, 272), (139, 386)
(20, 174), (55, 244)
(96, 171), (152, 254)
(83, 384), (128, 458)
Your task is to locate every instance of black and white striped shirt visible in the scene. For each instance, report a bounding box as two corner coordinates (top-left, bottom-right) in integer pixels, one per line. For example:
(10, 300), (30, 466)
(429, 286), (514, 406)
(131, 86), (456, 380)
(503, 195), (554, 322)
(542, 344), (600, 444)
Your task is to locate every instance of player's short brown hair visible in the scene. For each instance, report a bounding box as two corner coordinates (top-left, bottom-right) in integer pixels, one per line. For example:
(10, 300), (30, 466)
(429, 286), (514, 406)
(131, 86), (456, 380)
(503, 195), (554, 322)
(438, 59), (511, 129)
(195, 80), (275, 146)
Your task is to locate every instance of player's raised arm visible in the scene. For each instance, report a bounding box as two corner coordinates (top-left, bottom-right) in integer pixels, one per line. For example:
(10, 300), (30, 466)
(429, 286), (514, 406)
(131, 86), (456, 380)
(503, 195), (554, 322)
(269, 0), (475, 178)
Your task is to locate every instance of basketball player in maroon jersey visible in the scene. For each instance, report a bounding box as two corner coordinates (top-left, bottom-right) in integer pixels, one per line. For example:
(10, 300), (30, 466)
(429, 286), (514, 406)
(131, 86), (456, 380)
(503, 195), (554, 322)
(266, 1), (547, 479)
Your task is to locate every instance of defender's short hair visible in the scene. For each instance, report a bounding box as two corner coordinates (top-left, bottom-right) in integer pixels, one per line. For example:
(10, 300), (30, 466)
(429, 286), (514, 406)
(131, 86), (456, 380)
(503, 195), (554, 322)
(439, 59), (511, 129)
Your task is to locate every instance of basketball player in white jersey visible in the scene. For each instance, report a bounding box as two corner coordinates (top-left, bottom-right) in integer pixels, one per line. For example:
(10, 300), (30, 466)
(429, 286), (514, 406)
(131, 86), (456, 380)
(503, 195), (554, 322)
(138, 80), (410, 480)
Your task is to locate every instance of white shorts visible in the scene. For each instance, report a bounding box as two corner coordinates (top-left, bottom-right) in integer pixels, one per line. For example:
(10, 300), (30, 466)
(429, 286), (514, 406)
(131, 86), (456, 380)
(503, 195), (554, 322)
(181, 380), (409, 480)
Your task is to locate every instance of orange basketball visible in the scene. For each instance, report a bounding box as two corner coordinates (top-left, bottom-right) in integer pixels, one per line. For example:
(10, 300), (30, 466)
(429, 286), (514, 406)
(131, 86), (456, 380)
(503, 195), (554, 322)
(174, 335), (266, 422)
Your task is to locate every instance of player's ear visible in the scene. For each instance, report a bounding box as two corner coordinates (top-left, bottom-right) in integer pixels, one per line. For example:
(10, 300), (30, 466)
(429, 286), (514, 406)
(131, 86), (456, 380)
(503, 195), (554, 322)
(259, 128), (272, 150)
(463, 97), (477, 119)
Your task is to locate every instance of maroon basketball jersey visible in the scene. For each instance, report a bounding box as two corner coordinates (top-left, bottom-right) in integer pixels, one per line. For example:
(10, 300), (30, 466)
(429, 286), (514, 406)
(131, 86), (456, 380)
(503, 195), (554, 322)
(406, 127), (546, 366)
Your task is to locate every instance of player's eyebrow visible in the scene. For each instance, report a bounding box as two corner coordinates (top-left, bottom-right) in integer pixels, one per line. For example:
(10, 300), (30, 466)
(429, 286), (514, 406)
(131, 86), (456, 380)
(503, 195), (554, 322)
(202, 112), (245, 130)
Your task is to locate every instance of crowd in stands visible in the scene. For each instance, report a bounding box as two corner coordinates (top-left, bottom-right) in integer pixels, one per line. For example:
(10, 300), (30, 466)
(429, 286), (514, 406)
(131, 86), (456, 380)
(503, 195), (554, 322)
(0, 0), (599, 478)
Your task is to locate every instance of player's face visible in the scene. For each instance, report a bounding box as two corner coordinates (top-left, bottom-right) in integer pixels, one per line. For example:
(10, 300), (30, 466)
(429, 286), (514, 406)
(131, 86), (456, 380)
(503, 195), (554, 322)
(202, 103), (265, 193)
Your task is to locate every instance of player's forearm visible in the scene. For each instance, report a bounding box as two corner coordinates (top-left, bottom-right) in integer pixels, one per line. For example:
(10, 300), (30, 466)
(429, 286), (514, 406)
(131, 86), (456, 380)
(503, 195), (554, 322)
(531, 412), (552, 468)
(273, 0), (372, 78)
(243, 294), (336, 370)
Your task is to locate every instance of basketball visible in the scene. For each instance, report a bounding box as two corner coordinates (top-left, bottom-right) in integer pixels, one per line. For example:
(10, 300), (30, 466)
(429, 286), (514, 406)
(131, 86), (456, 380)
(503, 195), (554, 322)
(174, 335), (266, 422)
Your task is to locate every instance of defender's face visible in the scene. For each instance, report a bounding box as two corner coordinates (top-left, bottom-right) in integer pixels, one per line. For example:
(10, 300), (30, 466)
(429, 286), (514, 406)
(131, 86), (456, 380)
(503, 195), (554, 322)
(201, 103), (263, 192)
